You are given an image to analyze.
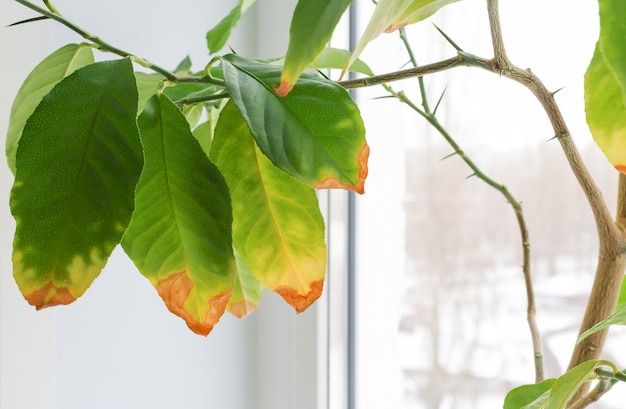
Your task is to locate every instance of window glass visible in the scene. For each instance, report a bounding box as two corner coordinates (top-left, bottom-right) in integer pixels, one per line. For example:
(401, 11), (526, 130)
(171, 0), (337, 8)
(351, 1), (626, 408)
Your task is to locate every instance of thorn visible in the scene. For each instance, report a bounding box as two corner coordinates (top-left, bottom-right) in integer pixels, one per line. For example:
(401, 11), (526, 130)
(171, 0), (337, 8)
(440, 151), (459, 161)
(465, 173), (476, 180)
(6, 15), (49, 27)
(552, 86), (565, 96)
(547, 133), (568, 142)
(372, 95), (397, 100)
(399, 60), (411, 70)
(432, 23), (463, 52)
(432, 85), (448, 116)
(228, 45), (238, 55)
(315, 68), (330, 80)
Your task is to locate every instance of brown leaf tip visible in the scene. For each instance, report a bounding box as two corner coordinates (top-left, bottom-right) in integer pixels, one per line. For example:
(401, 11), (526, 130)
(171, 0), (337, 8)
(155, 271), (232, 336)
(273, 80), (294, 97)
(313, 143), (370, 194)
(275, 279), (324, 314)
(228, 300), (258, 319)
(358, 143), (370, 192)
(25, 282), (77, 310)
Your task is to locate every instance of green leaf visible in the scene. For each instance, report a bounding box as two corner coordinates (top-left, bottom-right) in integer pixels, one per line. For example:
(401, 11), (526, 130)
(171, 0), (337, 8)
(206, 0), (256, 55)
(577, 304), (626, 344)
(617, 274), (626, 309)
(6, 43), (94, 174)
(584, 43), (626, 171)
(134, 71), (163, 113)
(192, 120), (214, 154)
(504, 379), (556, 409)
(228, 250), (264, 318)
(122, 93), (235, 336)
(314, 47), (374, 76)
(275, 0), (353, 96)
(547, 360), (610, 409)
(222, 54), (369, 194)
(162, 82), (223, 103)
(249, 47), (374, 76)
(10, 58), (142, 308)
(190, 99), (227, 156)
(210, 101), (327, 313)
(598, 0), (626, 103)
(173, 55), (193, 74)
(522, 391), (551, 409)
(342, 0), (461, 78)
(182, 103), (203, 128)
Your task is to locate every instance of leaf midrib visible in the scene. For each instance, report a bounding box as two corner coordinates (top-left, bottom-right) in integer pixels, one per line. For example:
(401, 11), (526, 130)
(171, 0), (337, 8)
(251, 141), (307, 291)
(49, 76), (112, 281)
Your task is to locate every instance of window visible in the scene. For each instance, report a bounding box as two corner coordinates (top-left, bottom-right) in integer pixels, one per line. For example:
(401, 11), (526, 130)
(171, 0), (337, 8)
(349, 1), (626, 408)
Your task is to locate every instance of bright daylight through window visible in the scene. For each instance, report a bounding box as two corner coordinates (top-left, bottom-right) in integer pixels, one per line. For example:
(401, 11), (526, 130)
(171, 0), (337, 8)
(352, 1), (626, 408)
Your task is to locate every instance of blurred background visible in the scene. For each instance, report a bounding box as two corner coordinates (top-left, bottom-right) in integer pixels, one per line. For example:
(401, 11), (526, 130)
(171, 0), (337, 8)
(352, 1), (626, 408)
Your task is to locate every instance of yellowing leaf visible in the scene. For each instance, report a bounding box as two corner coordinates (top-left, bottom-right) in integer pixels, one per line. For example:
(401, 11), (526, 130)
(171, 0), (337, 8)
(585, 43), (626, 172)
(585, 0), (626, 173)
(123, 94), (236, 336)
(211, 102), (327, 313)
(155, 271), (232, 335)
(10, 59), (142, 308)
(342, 0), (461, 79)
(227, 250), (264, 318)
(598, 0), (626, 104)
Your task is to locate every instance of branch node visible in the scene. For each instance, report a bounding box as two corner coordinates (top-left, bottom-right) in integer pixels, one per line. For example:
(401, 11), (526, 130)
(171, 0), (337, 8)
(487, 0), (510, 71)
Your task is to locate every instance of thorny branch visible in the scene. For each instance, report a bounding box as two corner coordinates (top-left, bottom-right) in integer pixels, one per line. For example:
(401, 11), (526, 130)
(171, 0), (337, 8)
(390, 26), (544, 383)
(344, 2), (626, 396)
(339, 57), (463, 89)
(393, 90), (542, 382)
(343, 0), (626, 401)
(485, 0), (543, 385)
(484, 0), (626, 406)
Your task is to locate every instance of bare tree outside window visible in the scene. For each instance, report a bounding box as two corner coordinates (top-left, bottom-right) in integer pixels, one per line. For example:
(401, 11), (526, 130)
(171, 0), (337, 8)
(353, 1), (626, 408)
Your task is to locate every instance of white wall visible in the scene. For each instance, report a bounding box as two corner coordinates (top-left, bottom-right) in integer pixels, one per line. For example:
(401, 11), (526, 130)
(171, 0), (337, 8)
(1, 1), (324, 409)
(1, 2), (57, 407)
